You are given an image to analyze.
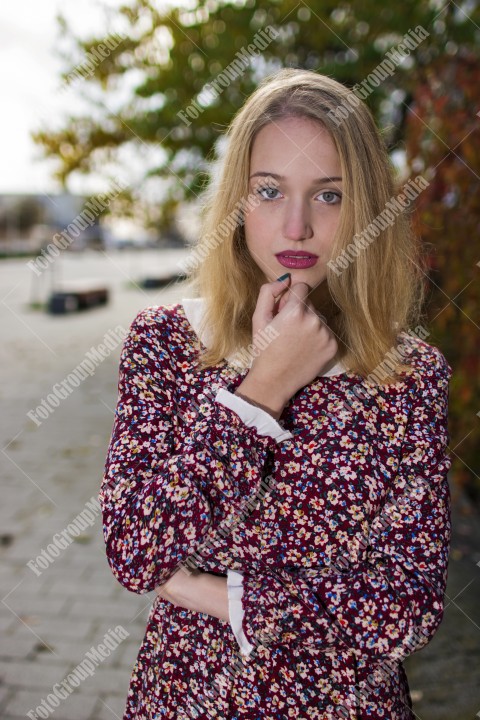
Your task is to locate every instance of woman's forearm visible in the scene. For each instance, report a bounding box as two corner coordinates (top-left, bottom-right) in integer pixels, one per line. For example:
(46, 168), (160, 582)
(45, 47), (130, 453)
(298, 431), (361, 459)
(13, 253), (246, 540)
(156, 569), (229, 622)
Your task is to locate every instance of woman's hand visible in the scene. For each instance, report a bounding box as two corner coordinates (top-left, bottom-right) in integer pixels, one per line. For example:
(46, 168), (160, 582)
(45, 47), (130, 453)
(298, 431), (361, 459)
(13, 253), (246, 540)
(234, 276), (338, 417)
(155, 568), (229, 622)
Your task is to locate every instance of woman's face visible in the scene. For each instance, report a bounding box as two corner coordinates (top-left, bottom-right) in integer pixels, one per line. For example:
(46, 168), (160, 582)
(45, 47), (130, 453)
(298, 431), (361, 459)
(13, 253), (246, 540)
(244, 116), (342, 303)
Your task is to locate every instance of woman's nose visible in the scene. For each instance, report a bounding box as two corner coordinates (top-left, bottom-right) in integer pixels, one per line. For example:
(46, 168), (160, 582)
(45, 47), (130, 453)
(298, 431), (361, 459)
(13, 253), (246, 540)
(282, 200), (313, 241)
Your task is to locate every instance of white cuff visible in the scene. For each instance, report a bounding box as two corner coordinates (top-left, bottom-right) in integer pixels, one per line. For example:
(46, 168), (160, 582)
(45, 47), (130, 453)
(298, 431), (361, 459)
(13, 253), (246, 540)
(226, 569), (255, 658)
(215, 388), (293, 443)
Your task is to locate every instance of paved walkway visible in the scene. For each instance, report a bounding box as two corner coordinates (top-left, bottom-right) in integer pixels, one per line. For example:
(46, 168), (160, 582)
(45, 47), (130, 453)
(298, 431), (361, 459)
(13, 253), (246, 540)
(1, 252), (479, 719)
(1, 253), (188, 719)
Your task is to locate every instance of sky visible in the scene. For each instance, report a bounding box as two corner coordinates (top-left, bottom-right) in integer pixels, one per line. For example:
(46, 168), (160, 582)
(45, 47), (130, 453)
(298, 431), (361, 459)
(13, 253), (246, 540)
(0, 0), (128, 195)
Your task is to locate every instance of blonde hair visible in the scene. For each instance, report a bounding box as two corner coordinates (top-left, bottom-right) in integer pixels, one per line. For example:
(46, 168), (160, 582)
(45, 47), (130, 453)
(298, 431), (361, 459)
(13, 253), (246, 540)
(184, 68), (425, 381)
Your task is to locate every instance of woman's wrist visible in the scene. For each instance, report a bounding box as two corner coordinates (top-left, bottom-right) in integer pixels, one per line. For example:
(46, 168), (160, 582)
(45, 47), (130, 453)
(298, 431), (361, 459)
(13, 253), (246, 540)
(234, 373), (289, 420)
(196, 572), (229, 622)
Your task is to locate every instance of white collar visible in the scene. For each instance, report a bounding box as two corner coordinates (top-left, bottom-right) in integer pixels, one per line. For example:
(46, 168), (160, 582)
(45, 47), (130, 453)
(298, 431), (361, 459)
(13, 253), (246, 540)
(181, 297), (348, 376)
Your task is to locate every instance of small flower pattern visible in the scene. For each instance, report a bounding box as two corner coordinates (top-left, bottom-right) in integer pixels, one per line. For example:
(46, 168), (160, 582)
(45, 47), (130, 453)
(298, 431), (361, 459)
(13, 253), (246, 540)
(100, 304), (452, 720)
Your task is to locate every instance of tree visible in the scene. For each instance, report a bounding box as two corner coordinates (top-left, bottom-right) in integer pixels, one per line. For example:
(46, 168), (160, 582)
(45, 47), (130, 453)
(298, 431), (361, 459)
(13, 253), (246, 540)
(405, 51), (480, 504)
(34, 0), (480, 501)
(34, 0), (480, 226)
(0, 197), (45, 238)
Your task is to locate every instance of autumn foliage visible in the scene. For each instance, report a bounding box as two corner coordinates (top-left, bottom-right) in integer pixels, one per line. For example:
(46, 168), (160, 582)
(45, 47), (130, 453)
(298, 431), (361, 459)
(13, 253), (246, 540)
(405, 53), (480, 504)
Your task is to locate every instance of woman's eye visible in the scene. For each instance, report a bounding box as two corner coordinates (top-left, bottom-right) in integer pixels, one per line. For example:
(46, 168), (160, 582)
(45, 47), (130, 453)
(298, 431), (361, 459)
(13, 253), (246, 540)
(318, 190), (341, 204)
(258, 186), (281, 200)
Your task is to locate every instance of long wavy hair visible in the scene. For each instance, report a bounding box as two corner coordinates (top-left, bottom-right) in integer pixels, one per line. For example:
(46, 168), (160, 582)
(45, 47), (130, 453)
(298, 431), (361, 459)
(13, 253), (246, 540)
(183, 68), (425, 381)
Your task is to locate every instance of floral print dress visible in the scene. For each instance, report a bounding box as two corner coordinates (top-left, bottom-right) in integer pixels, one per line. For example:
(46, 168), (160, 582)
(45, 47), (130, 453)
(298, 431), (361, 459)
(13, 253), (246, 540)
(100, 299), (452, 720)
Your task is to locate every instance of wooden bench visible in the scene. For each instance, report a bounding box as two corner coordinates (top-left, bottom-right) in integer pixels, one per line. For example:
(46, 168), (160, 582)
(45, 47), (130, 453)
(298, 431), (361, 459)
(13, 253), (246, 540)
(139, 272), (185, 289)
(47, 281), (109, 314)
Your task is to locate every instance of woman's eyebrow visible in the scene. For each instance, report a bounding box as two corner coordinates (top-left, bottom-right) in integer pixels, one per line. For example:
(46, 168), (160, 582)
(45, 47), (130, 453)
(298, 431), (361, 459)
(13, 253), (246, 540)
(249, 171), (342, 182)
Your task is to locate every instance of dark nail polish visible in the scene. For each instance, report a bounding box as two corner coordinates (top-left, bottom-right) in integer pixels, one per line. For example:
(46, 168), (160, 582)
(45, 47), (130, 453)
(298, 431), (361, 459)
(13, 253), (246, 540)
(276, 273), (291, 282)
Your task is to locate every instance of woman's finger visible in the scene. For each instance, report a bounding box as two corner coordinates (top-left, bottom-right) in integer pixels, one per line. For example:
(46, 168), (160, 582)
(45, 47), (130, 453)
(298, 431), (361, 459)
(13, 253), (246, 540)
(305, 298), (327, 324)
(254, 275), (292, 325)
(282, 282), (310, 310)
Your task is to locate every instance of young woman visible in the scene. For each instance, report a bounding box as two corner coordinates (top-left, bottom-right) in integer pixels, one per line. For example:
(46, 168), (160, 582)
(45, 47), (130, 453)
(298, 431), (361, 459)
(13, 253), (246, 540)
(100, 68), (452, 719)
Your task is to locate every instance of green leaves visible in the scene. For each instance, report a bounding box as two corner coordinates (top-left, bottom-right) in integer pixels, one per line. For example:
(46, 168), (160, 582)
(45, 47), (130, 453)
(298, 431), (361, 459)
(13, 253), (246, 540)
(33, 2), (480, 501)
(35, 0), (480, 217)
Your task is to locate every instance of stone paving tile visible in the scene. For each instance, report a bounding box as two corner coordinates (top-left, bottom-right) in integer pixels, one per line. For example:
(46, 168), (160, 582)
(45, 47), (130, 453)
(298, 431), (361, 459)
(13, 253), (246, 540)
(83, 569), (124, 586)
(0, 686), (13, 714)
(12, 616), (97, 641)
(11, 595), (70, 615)
(0, 635), (40, 660)
(66, 598), (140, 620)
(44, 577), (118, 598)
(0, 614), (15, 632)
(92, 693), (127, 720)
(76, 667), (132, 695)
(0, 659), (68, 689)
(32, 643), (114, 669)
(115, 640), (142, 671)
(4, 688), (98, 720)
(3, 689), (53, 718)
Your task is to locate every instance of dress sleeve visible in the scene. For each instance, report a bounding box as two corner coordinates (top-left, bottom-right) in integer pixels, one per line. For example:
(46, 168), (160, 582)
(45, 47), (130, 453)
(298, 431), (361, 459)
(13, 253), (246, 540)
(215, 389), (293, 443)
(99, 307), (290, 594)
(227, 569), (256, 656)
(232, 347), (453, 663)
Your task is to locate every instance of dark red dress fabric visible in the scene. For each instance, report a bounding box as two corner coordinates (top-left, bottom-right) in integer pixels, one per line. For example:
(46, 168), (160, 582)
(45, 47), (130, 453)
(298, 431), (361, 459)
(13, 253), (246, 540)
(100, 303), (452, 719)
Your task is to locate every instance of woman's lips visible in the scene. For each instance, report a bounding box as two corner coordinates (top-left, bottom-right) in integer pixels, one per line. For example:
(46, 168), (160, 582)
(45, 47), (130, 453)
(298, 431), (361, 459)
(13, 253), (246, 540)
(275, 253), (318, 269)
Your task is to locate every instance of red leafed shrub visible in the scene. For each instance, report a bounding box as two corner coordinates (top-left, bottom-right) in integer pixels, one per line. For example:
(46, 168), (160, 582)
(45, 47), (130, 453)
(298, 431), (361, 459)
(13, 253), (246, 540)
(405, 53), (480, 505)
